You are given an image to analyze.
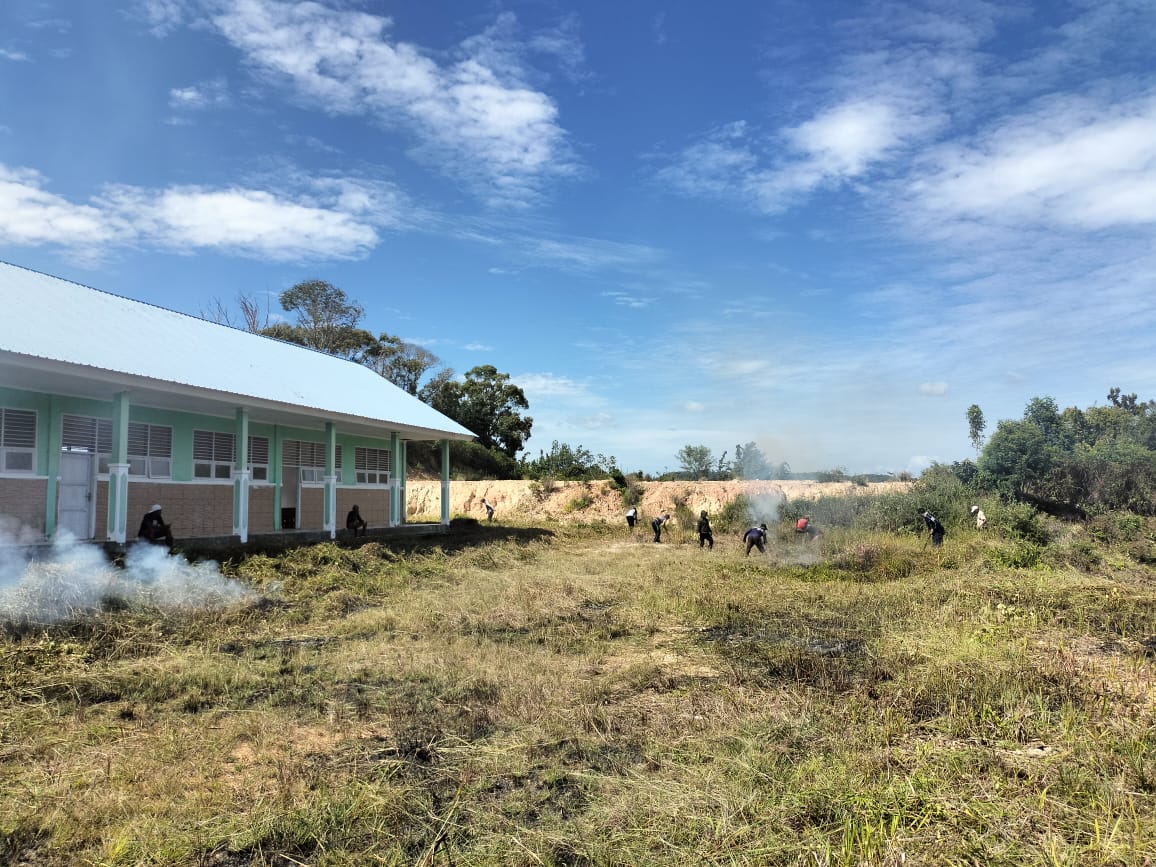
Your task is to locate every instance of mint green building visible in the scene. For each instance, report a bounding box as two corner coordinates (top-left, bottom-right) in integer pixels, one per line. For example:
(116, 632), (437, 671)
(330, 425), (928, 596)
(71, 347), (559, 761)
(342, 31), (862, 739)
(0, 263), (473, 544)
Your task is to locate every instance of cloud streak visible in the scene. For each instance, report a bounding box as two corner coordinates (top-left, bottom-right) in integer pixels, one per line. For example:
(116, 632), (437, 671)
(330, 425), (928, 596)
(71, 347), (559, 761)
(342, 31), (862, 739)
(203, 0), (577, 206)
(0, 163), (403, 261)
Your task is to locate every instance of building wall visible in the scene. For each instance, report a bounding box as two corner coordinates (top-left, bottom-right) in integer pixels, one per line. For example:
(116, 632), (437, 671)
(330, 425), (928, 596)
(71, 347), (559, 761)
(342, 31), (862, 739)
(0, 476), (48, 538)
(2, 384), (415, 541)
(96, 482), (234, 540)
(299, 486), (324, 530)
(337, 487), (389, 530)
(249, 485), (276, 535)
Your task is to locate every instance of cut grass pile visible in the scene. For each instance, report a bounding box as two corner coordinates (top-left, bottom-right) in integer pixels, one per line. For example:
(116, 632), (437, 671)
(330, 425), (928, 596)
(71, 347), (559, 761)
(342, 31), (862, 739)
(1, 519), (1154, 865)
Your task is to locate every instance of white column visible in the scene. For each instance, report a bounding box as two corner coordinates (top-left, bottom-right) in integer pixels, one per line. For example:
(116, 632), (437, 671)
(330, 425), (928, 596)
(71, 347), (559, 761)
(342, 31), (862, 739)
(440, 439), (451, 526)
(324, 475), (338, 539)
(107, 463), (129, 543)
(233, 469), (251, 543)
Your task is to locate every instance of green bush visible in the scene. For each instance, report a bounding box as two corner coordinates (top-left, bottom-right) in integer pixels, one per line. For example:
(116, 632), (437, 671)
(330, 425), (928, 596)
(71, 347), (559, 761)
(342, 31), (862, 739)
(992, 500), (1050, 546)
(715, 495), (752, 532)
(1088, 511), (1146, 545)
(620, 480), (643, 508)
(987, 539), (1043, 569)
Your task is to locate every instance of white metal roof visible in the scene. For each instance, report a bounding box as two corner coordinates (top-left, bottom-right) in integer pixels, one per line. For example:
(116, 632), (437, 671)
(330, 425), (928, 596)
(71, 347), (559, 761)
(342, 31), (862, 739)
(0, 261), (474, 441)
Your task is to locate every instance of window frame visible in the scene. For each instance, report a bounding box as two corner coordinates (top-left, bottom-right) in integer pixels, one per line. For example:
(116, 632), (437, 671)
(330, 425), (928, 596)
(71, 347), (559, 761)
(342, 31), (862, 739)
(192, 429), (235, 481)
(355, 445), (391, 486)
(0, 407), (37, 475)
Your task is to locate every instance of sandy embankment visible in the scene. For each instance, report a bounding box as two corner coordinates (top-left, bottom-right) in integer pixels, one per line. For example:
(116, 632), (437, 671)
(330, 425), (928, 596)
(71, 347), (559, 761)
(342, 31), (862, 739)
(404, 479), (906, 525)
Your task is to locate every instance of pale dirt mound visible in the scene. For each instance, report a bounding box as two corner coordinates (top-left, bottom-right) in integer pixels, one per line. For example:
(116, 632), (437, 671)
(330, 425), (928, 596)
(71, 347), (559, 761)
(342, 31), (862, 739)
(405, 479), (907, 526)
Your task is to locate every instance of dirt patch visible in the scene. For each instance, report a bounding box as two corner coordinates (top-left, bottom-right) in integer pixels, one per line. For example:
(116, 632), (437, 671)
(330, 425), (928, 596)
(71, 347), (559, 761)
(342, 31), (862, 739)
(405, 479), (907, 526)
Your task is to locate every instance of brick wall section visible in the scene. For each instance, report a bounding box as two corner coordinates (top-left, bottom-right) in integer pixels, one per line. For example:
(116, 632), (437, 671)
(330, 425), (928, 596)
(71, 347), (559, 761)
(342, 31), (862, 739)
(337, 487), (388, 531)
(249, 485), (275, 534)
(0, 477), (48, 536)
(71, 479), (387, 539)
(299, 487), (324, 530)
(96, 481), (233, 540)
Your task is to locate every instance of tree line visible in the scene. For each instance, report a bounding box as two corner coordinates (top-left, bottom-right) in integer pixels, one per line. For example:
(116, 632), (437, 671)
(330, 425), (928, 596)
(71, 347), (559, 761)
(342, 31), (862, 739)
(207, 281), (532, 477)
(960, 390), (1156, 516)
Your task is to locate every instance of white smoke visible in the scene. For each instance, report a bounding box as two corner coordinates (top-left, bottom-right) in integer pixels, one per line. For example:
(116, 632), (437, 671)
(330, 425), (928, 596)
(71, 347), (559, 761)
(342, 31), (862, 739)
(0, 520), (253, 625)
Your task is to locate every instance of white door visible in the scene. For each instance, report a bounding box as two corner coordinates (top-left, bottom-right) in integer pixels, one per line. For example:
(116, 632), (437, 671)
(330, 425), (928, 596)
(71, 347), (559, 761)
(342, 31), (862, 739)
(59, 451), (94, 539)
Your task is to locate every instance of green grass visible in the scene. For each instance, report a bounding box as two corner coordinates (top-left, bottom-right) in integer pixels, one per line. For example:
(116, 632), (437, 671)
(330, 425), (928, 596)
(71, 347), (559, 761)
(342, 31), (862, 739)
(1, 517), (1154, 865)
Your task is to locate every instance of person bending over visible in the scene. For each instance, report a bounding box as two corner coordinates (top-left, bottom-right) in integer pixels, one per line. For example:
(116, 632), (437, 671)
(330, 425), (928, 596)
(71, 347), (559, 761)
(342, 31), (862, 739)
(138, 504), (174, 549)
(346, 504), (368, 537)
(744, 523), (768, 556)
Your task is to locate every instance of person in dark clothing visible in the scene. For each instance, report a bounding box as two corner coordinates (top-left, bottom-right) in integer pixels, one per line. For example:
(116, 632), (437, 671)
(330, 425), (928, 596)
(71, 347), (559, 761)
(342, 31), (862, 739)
(697, 510), (714, 549)
(652, 512), (670, 543)
(346, 504), (368, 536)
(744, 523), (768, 556)
(626, 507), (637, 529)
(137, 504), (174, 549)
(481, 498), (495, 522)
(922, 510), (945, 546)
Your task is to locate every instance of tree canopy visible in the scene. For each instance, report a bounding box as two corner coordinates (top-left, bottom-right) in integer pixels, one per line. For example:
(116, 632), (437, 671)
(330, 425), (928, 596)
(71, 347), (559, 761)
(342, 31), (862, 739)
(265, 280), (372, 359)
(974, 388), (1156, 515)
(422, 365), (533, 459)
(676, 445), (714, 480)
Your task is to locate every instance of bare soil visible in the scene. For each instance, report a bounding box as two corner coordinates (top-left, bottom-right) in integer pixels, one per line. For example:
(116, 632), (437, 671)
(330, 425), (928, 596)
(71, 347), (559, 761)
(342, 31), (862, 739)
(404, 479), (907, 525)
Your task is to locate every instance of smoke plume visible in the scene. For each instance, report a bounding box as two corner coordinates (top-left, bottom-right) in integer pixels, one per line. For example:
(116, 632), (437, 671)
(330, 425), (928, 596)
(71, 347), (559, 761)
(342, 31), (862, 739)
(0, 521), (252, 625)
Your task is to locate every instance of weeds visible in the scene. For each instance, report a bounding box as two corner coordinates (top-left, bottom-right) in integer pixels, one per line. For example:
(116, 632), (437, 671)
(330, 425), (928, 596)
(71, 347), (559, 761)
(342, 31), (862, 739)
(1, 512), (1153, 865)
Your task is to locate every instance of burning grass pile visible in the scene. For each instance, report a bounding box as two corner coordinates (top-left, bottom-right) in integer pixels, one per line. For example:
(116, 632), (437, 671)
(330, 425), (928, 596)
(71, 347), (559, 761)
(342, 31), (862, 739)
(1, 504), (1154, 865)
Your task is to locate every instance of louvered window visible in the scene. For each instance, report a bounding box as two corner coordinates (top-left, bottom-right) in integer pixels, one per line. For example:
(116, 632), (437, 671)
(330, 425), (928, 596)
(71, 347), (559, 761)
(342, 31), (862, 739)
(61, 416), (171, 478)
(193, 430), (235, 480)
(355, 446), (390, 485)
(61, 415), (113, 472)
(0, 408), (36, 473)
(249, 435), (269, 481)
(127, 423), (172, 478)
(283, 439), (341, 484)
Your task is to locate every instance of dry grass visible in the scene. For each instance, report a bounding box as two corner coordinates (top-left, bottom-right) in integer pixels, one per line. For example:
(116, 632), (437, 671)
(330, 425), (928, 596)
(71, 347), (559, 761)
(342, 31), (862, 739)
(1, 518), (1154, 865)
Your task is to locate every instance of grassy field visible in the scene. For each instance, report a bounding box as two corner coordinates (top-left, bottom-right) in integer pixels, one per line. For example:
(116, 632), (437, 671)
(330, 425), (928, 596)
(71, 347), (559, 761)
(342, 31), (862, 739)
(1, 512), (1154, 865)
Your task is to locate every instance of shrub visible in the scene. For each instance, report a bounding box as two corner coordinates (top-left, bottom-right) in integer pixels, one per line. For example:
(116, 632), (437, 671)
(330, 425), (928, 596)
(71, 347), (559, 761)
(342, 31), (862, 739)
(830, 539), (918, 581)
(993, 500), (1050, 546)
(1088, 511), (1146, 545)
(987, 539), (1043, 569)
(716, 495), (752, 532)
(620, 480), (644, 508)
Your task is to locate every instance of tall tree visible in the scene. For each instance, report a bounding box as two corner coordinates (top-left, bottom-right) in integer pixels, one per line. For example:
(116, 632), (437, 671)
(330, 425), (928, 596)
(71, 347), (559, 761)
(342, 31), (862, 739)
(363, 333), (441, 395)
(676, 444), (714, 480)
(733, 441), (772, 479)
(966, 404), (986, 457)
(422, 365), (532, 458)
(265, 280), (371, 359)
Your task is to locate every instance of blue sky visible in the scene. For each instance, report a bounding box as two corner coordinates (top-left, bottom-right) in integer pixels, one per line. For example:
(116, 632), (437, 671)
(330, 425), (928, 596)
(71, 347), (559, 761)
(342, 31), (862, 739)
(3, 0), (1155, 476)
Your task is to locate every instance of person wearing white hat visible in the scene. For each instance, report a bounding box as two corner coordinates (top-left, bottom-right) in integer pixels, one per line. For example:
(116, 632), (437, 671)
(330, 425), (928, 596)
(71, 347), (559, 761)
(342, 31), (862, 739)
(970, 505), (987, 529)
(137, 504), (174, 549)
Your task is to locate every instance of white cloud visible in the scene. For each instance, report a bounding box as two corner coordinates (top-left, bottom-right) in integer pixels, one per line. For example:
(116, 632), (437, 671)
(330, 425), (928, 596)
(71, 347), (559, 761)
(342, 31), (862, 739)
(107, 186), (379, 260)
(168, 78), (230, 111)
(918, 381), (949, 396)
(660, 97), (932, 213)
(205, 0), (575, 206)
(0, 48), (29, 62)
(515, 372), (589, 399)
(463, 343), (493, 351)
(135, 0), (189, 36)
(602, 290), (653, 309)
(521, 235), (663, 271)
(0, 166), (128, 248)
(908, 94), (1156, 231)
(0, 162), (398, 262)
(684, 401), (706, 412)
